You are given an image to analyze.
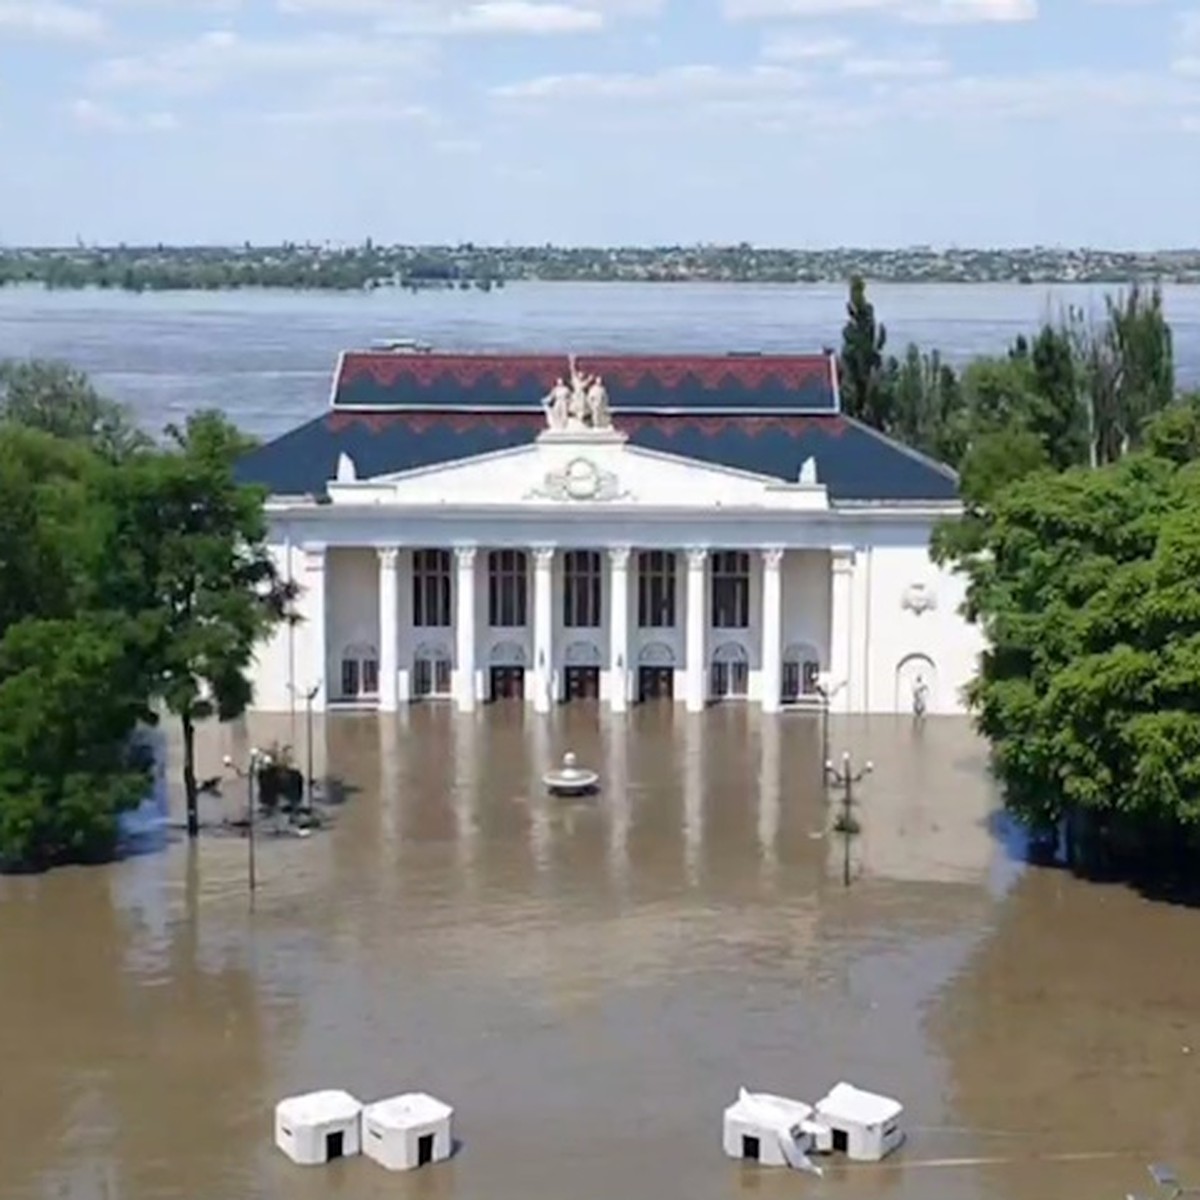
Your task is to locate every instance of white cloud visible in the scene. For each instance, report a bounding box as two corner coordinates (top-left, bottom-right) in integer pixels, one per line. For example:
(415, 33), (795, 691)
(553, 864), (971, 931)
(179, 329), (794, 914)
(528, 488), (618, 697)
(259, 102), (432, 125)
(724, 0), (1035, 23)
(278, 0), (654, 30)
(760, 31), (854, 59)
(0, 1), (103, 39)
(493, 62), (809, 100)
(89, 29), (434, 93)
(69, 97), (178, 131)
(843, 52), (948, 76)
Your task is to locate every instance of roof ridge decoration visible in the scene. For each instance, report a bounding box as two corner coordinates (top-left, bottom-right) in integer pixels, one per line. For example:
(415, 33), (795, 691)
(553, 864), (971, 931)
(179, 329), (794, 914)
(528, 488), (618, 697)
(333, 350), (840, 415)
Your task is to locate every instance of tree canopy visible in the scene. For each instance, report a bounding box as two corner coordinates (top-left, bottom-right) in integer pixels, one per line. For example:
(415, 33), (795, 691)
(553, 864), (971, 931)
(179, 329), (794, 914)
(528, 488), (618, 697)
(0, 362), (291, 870)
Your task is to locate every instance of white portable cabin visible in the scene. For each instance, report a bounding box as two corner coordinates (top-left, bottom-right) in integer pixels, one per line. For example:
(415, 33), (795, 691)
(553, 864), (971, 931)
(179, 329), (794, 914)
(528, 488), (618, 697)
(814, 1081), (904, 1162)
(362, 1092), (454, 1171)
(722, 1089), (823, 1174)
(274, 1089), (363, 1165)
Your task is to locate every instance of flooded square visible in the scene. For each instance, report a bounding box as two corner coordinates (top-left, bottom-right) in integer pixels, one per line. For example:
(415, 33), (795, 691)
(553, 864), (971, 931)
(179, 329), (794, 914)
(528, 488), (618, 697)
(2, 707), (1199, 1200)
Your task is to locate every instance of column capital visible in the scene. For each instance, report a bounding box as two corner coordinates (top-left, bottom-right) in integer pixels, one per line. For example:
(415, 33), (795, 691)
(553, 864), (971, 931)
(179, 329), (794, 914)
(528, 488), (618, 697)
(533, 544), (556, 568)
(762, 546), (785, 570)
(301, 542), (327, 572)
(685, 546), (709, 570)
(454, 544), (478, 568)
(377, 545), (400, 569)
(608, 545), (632, 570)
(831, 546), (856, 574)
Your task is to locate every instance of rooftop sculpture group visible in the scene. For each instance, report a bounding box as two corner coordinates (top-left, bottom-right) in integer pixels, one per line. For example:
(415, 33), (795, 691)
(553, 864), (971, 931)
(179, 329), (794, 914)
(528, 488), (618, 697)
(541, 358), (612, 432)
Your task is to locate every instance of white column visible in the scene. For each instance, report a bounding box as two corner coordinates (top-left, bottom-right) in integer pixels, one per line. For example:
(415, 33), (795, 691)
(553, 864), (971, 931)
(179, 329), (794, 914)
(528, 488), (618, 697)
(378, 546), (400, 712)
(301, 543), (327, 712)
(685, 547), (708, 714)
(761, 547), (784, 714)
(533, 545), (555, 714)
(454, 545), (477, 713)
(608, 545), (631, 713)
(829, 547), (855, 715)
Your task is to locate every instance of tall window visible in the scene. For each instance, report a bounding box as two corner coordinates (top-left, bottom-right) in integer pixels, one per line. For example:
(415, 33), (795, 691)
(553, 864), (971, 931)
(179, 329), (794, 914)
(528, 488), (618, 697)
(637, 551), (676, 628)
(711, 551), (750, 629)
(412, 549), (451, 627)
(340, 643), (379, 699)
(563, 550), (602, 628)
(488, 549), (528, 627)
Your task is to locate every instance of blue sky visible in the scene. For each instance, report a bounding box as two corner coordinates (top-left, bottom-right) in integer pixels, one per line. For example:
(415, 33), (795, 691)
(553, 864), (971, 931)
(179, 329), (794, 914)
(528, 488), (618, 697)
(0, 0), (1197, 247)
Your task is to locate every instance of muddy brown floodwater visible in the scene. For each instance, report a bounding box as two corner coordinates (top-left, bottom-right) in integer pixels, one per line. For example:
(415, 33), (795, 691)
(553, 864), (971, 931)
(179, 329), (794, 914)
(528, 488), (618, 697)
(3, 707), (1200, 1200)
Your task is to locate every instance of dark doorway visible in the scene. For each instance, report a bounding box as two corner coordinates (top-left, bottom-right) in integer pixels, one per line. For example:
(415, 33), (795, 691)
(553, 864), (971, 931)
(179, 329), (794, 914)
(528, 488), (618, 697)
(782, 660), (801, 703)
(490, 666), (525, 701)
(638, 666), (674, 702)
(326, 1130), (345, 1161)
(832, 1128), (848, 1154)
(741, 1134), (760, 1161)
(417, 1132), (435, 1167)
(564, 666), (600, 701)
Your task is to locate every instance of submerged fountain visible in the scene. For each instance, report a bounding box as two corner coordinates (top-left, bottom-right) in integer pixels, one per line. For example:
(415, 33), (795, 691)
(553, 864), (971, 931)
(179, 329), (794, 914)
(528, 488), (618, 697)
(542, 752), (599, 797)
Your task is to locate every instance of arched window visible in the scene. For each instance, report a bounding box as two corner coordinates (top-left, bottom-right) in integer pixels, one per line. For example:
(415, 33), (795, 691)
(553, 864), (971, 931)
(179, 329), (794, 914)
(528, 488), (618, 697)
(637, 550), (676, 628)
(710, 640), (749, 699)
(413, 548), (451, 628)
(340, 642), (379, 699)
(563, 549), (602, 628)
(488, 550), (528, 627)
(413, 641), (452, 698)
(711, 551), (750, 629)
(783, 642), (821, 702)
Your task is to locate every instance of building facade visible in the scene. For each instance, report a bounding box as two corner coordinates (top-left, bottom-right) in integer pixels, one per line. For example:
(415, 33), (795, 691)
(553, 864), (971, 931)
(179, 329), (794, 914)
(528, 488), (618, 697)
(237, 350), (983, 717)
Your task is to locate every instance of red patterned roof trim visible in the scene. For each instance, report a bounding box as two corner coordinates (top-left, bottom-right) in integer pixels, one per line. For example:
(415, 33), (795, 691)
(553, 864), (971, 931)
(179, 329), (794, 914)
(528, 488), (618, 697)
(337, 352), (833, 394)
(326, 410), (846, 437)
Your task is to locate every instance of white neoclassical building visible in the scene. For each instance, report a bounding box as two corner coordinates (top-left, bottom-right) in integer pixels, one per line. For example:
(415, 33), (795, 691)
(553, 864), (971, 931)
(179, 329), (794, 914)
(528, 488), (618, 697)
(237, 348), (983, 717)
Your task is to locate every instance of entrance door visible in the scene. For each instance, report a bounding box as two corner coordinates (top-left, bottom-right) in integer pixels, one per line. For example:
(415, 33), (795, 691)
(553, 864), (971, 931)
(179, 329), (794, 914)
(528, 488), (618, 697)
(326, 1130), (345, 1161)
(782, 660), (801, 703)
(417, 1132), (435, 1167)
(490, 666), (525, 701)
(638, 666), (674, 702)
(564, 666), (600, 701)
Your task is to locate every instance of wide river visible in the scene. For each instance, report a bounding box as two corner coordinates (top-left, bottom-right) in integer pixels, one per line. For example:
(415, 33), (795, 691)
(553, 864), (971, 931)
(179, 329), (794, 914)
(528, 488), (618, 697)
(2, 284), (1200, 1200)
(0, 280), (1198, 441)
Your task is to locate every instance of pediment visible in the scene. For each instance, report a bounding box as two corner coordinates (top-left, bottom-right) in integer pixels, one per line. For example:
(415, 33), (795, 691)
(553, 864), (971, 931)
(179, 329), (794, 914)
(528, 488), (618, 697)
(326, 432), (829, 512)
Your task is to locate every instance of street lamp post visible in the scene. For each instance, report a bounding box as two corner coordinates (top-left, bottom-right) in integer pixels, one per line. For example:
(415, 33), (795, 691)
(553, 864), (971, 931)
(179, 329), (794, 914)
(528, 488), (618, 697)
(289, 681), (321, 809)
(224, 747), (272, 898)
(825, 749), (872, 888)
(814, 672), (845, 785)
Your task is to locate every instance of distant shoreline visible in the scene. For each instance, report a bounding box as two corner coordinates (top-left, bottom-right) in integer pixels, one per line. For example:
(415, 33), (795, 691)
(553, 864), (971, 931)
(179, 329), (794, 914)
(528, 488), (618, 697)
(3, 244), (1199, 294)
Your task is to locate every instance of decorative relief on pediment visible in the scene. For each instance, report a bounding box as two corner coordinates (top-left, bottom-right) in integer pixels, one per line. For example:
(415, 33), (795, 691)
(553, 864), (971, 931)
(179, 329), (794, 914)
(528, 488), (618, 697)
(525, 456), (632, 502)
(901, 581), (938, 616)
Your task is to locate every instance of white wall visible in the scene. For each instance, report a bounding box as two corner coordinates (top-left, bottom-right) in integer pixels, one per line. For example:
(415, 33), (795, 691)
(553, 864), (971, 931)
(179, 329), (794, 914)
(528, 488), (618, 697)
(861, 534), (983, 716)
(780, 549), (831, 673)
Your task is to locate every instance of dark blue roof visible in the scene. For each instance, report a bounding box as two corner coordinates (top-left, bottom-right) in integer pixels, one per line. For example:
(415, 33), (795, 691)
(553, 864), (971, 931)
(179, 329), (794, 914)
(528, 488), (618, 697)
(237, 411), (959, 503)
(333, 351), (839, 414)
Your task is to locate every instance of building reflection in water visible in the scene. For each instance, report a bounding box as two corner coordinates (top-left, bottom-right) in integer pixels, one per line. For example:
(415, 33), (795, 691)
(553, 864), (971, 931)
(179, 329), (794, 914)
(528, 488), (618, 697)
(682, 713), (704, 888)
(758, 713), (781, 885)
(605, 715), (631, 895)
(3, 707), (1113, 1200)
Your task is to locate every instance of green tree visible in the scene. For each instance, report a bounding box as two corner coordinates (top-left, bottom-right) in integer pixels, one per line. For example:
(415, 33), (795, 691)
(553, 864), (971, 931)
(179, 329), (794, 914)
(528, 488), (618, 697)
(839, 275), (893, 431)
(100, 412), (295, 838)
(0, 359), (147, 460)
(936, 406), (1200, 868)
(888, 343), (964, 464)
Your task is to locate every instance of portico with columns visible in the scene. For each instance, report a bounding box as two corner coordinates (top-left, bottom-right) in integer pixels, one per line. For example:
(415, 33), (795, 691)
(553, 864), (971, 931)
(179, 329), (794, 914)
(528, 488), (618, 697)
(240, 348), (984, 717)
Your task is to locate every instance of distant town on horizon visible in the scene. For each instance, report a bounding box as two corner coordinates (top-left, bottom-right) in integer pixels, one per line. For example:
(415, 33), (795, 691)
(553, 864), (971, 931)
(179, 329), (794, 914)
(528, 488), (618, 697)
(3, 242), (1199, 293)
